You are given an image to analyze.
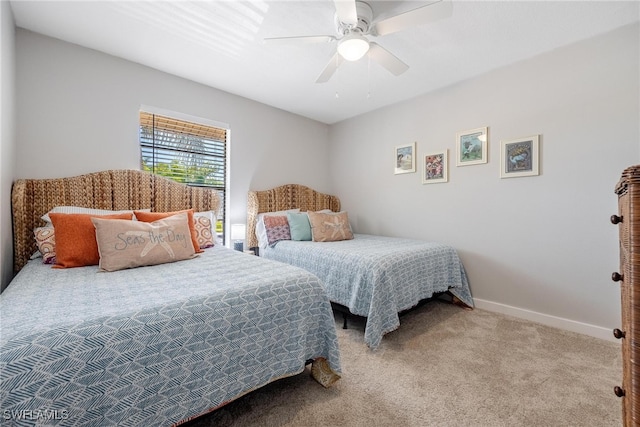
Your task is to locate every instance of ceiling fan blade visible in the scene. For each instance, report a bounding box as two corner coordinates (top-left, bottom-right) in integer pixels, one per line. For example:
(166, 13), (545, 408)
(334, 0), (358, 26)
(316, 53), (345, 83)
(373, 0), (453, 36)
(264, 35), (336, 44)
(368, 42), (409, 76)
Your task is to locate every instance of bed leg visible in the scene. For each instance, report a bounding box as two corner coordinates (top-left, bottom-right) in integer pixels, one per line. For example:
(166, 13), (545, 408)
(342, 312), (348, 329)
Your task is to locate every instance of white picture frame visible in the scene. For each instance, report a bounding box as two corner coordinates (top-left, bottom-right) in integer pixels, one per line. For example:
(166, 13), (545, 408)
(456, 127), (488, 166)
(395, 142), (416, 174)
(422, 150), (448, 184)
(500, 135), (540, 178)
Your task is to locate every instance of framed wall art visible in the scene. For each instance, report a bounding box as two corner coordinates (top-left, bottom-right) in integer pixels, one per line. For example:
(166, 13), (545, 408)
(500, 135), (539, 178)
(394, 142), (416, 174)
(456, 127), (488, 166)
(422, 150), (448, 184)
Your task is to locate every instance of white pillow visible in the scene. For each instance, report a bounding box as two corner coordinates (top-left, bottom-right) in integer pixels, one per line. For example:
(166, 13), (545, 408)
(256, 209), (300, 250)
(41, 206), (151, 223)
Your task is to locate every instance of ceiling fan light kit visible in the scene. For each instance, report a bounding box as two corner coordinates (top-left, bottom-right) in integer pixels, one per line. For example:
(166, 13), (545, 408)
(264, 0), (453, 83)
(337, 32), (370, 61)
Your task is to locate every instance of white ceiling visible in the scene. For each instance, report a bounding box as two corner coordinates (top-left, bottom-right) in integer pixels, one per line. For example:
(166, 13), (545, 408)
(9, 1), (640, 124)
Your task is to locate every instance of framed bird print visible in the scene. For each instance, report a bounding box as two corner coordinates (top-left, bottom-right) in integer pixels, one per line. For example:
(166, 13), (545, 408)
(500, 135), (539, 178)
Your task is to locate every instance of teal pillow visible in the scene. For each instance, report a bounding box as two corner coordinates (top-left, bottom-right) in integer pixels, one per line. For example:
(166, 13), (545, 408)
(287, 212), (312, 241)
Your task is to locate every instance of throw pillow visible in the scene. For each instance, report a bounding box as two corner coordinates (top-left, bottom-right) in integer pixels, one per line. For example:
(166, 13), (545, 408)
(263, 215), (291, 247)
(49, 212), (133, 268)
(33, 226), (56, 264)
(92, 212), (196, 272)
(256, 209), (300, 249)
(194, 214), (215, 249)
(134, 209), (202, 253)
(287, 212), (312, 241)
(307, 211), (354, 242)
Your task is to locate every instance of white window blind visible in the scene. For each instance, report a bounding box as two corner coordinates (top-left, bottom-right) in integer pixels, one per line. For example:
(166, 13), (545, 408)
(139, 111), (227, 240)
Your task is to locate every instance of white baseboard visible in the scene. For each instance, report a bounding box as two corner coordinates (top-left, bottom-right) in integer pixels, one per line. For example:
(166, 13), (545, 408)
(473, 298), (619, 343)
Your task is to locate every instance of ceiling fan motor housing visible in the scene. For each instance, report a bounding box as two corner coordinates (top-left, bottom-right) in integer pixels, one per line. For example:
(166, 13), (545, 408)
(336, 1), (373, 36)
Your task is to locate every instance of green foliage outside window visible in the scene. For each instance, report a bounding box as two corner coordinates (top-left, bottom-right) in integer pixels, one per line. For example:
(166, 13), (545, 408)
(140, 157), (222, 187)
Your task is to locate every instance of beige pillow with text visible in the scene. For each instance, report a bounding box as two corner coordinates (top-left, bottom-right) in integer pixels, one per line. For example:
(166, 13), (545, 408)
(92, 212), (196, 272)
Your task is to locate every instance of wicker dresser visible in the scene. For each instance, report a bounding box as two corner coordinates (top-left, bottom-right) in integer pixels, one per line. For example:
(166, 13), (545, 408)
(613, 165), (640, 426)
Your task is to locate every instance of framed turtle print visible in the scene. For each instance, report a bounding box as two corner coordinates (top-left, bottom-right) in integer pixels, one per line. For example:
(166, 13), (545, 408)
(456, 127), (488, 166)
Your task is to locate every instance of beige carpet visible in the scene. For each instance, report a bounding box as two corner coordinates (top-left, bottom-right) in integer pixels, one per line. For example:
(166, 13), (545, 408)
(187, 301), (622, 427)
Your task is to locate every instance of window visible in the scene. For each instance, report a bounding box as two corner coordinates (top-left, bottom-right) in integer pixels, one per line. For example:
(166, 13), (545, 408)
(139, 110), (227, 242)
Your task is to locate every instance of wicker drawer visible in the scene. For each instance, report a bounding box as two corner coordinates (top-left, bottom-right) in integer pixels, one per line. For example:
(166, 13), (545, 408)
(615, 165), (640, 426)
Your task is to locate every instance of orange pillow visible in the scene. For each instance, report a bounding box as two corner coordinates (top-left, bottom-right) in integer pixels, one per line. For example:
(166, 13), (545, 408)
(49, 212), (133, 268)
(134, 209), (203, 253)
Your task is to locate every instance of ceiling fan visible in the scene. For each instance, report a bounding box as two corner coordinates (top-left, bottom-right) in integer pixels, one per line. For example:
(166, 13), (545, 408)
(264, 0), (453, 83)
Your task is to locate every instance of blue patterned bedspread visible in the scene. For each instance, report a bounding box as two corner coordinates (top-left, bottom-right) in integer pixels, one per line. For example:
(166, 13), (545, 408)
(0, 246), (341, 426)
(263, 234), (473, 349)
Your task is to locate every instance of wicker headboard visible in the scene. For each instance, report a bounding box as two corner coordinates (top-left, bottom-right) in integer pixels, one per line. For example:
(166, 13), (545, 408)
(11, 169), (221, 274)
(246, 184), (341, 249)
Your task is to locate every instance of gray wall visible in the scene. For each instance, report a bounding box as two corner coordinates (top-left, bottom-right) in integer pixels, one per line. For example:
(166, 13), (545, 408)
(14, 28), (330, 234)
(1, 0), (16, 291)
(328, 23), (640, 340)
(6, 21), (640, 341)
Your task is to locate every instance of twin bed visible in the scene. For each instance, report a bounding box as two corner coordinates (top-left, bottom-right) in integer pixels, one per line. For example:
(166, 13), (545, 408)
(247, 184), (474, 350)
(1, 170), (341, 426)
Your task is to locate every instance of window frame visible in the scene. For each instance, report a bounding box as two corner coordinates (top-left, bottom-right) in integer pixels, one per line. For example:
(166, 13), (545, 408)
(138, 106), (229, 244)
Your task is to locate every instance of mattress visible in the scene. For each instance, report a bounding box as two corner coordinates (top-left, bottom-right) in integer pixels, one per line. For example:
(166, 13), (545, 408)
(262, 233), (473, 349)
(0, 246), (341, 426)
